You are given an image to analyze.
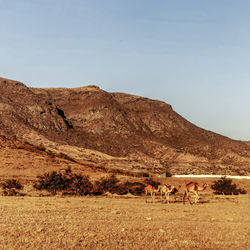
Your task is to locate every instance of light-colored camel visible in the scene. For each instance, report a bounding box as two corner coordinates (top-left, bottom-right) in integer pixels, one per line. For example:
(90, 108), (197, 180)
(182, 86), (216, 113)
(183, 182), (209, 204)
(144, 184), (161, 203)
(160, 184), (179, 203)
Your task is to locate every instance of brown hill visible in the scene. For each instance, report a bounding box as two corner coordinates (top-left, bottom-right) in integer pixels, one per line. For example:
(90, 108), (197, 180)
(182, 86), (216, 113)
(0, 78), (71, 139)
(0, 77), (250, 178)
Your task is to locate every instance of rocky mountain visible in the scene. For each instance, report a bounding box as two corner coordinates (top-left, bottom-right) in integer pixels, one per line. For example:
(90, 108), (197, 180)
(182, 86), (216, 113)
(0, 77), (250, 178)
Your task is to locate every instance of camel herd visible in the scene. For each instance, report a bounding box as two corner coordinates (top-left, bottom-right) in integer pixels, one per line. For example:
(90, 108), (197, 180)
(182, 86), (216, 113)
(145, 182), (209, 204)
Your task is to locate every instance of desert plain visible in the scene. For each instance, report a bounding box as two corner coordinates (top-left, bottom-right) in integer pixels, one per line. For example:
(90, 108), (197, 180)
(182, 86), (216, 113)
(0, 179), (249, 250)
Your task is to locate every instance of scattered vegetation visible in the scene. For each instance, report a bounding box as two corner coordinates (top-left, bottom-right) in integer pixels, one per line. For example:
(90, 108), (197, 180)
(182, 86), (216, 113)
(1, 170), (249, 198)
(1, 179), (24, 196)
(33, 168), (147, 196)
(34, 170), (70, 195)
(93, 174), (128, 195)
(211, 177), (247, 195)
(124, 181), (145, 195)
(70, 174), (93, 195)
(143, 178), (161, 188)
(33, 167), (92, 195)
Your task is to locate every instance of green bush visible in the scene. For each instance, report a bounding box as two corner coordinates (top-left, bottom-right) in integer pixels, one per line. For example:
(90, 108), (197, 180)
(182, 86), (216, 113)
(1, 179), (23, 196)
(211, 177), (247, 195)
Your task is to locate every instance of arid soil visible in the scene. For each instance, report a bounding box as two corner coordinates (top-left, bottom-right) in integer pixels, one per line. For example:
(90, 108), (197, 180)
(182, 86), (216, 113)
(0, 190), (249, 249)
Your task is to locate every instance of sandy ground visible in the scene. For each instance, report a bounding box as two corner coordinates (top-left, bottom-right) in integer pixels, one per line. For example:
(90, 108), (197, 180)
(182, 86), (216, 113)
(0, 194), (249, 249)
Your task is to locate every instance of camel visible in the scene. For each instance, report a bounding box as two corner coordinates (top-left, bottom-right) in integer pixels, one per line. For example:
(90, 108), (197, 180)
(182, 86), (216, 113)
(144, 184), (161, 203)
(160, 184), (179, 203)
(183, 182), (209, 204)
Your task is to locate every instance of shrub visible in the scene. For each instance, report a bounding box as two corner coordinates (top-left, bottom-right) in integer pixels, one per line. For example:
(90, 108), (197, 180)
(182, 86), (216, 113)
(33, 167), (93, 195)
(1, 179), (23, 196)
(34, 168), (147, 196)
(124, 181), (145, 196)
(211, 177), (247, 195)
(93, 174), (128, 195)
(70, 174), (93, 195)
(93, 174), (118, 195)
(144, 178), (161, 188)
(34, 171), (69, 195)
(112, 183), (129, 195)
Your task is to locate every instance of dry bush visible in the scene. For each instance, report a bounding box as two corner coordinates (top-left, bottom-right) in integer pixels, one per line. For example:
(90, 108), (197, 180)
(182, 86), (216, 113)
(144, 178), (161, 188)
(124, 181), (145, 195)
(211, 177), (247, 195)
(1, 179), (24, 196)
(93, 175), (128, 195)
(69, 174), (93, 195)
(33, 167), (93, 195)
(34, 171), (70, 195)
(33, 168), (148, 196)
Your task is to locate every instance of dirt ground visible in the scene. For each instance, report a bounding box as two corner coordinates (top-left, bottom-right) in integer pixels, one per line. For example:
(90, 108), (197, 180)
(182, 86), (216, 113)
(0, 193), (249, 249)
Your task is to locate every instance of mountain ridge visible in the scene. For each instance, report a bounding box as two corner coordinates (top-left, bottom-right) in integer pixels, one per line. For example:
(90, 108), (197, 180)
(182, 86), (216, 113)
(0, 77), (250, 178)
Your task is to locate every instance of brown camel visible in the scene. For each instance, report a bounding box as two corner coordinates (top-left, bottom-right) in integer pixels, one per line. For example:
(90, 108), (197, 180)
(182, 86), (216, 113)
(160, 184), (179, 203)
(183, 182), (209, 204)
(144, 184), (161, 203)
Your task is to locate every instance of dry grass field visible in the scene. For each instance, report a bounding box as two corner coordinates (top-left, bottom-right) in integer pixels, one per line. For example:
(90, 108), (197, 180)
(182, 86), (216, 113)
(0, 191), (249, 249)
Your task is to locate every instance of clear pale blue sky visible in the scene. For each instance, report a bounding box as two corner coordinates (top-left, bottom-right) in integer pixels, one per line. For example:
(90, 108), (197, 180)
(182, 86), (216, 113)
(1, 0), (250, 141)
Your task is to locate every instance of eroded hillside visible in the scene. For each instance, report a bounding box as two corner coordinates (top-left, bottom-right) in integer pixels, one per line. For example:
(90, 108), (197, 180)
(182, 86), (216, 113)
(0, 77), (250, 176)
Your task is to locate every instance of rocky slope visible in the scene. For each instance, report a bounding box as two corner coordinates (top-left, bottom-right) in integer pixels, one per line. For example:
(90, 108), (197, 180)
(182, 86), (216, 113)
(0, 77), (250, 176)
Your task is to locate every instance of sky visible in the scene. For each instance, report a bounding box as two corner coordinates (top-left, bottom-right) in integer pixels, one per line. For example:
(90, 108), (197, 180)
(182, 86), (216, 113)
(0, 0), (250, 141)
